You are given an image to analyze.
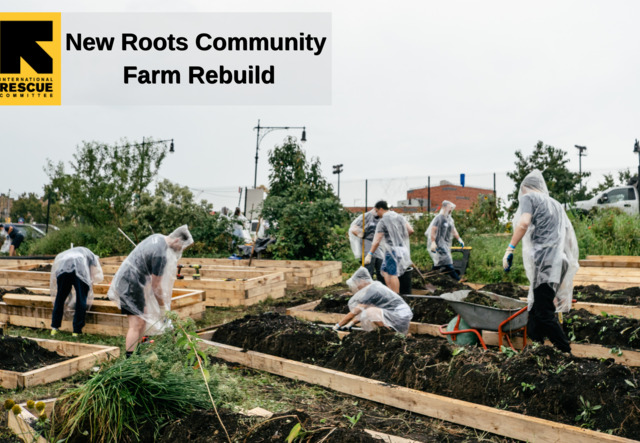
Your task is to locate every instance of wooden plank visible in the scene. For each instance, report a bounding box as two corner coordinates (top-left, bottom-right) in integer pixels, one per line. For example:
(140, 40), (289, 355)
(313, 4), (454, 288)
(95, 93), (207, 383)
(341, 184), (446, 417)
(365, 430), (421, 443)
(6, 409), (48, 443)
(571, 301), (640, 318)
(8, 316), (128, 336)
(201, 340), (635, 443)
(245, 281), (287, 299)
(482, 332), (640, 367)
(0, 370), (20, 390)
(286, 300), (322, 313)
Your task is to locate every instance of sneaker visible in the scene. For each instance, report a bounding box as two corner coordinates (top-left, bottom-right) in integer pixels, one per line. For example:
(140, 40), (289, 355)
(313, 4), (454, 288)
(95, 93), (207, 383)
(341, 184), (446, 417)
(50, 329), (58, 336)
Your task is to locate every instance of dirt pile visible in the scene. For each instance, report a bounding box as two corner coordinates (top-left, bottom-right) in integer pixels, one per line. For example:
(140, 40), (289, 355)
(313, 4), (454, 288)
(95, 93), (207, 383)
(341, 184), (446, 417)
(212, 315), (640, 438)
(412, 272), (469, 292)
(210, 313), (338, 363)
(159, 409), (382, 443)
(481, 282), (528, 300)
(404, 297), (457, 325)
(314, 293), (351, 314)
(30, 264), (52, 272)
(566, 308), (640, 350)
(0, 336), (70, 371)
(465, 291), (501, 308)
(574, 285), (640, 306)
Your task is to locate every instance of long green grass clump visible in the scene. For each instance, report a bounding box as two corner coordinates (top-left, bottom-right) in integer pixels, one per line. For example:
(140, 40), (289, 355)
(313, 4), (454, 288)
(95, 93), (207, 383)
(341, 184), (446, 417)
(52, 319), (240, 443)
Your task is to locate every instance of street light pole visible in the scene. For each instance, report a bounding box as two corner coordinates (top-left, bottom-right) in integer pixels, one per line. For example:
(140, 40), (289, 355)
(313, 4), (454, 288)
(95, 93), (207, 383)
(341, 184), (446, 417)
(333, 164), (344, 199)
(634, 140), (640, 214)
(575, 145), (587, 190)
(253, 119), (307, 188)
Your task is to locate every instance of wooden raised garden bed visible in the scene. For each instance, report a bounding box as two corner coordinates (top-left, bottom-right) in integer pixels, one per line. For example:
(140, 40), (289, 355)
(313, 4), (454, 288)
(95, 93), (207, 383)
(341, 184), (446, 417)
(0, 263), (287, 308)
(0, 337), (119, 389)
(200, 338), (635, 443)
(0, 284), (205, 336)
(580, 255), (640, 269)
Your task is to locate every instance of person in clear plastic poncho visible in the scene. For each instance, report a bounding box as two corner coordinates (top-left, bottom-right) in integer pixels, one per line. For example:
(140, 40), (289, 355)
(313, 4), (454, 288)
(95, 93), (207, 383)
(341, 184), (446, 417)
(49, 247), (103, 336)
(349, 209), (385, 284)
(366, 201), (414, 293)
(333, 267), (413, 335)
(425, 201), (465, 281)
(503, 170), (579, 353)
(232, 207), (249, 240)
(108, 225), (194, 356)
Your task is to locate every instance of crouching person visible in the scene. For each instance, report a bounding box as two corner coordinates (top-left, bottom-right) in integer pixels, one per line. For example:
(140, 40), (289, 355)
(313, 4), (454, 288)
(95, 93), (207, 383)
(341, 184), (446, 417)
(108, 225), (194, 358)
(50, 247), (104, 336)
(333, 267), (413, 335)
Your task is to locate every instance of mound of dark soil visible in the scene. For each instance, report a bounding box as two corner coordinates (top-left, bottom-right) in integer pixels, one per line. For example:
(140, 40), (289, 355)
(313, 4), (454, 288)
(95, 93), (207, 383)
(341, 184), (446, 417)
(574, 285), (640, 306)
(159, 409), (382, 443)
(30, 264), (52, 272)
(481, 282), (528, 300)
(566, 308), (640, 350)
(213, 315), (640, 438)
(0, 426), (22, 443)
(210, 313), (337, 363)
(465, 291), (501, 308)
(314, 293), (351, 314)
(403, 297), (457, 325)
(269, 285), (350, 313)
(412, 272), (469, 291)
(0, 286), (37, 302)
(0, 336), (70, 371)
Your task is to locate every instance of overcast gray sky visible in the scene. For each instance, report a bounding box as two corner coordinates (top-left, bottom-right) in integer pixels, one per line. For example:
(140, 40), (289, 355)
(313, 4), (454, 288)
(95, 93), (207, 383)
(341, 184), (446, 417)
(3, 0), (640, 210)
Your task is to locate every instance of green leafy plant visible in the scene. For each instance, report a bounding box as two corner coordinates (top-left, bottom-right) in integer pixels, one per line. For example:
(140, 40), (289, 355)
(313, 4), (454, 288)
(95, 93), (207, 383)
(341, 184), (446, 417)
(343, 411), (363, 429)
(575, 396), (601, 428)
(501, 346), (518, 358)
(610, 347), (623, 357)
(521, 382), (536, 392)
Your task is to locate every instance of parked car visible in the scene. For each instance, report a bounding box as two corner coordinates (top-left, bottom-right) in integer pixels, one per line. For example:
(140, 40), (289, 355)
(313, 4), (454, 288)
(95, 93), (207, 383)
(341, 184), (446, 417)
(571, 186), (639, 215)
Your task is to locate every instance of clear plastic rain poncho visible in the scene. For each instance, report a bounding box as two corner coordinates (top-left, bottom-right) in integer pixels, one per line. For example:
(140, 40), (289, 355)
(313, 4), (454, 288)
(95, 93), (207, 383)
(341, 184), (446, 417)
(513, 170), (579, 312)
(346, 267), (413, 334)
(49, 247), (104, 316)
(108, 225), (194, 334)
(232, 213), (249, 238)
(348, 210), (383, 260)
(375, 211), (412, 276)
(425, 201), (458, 266)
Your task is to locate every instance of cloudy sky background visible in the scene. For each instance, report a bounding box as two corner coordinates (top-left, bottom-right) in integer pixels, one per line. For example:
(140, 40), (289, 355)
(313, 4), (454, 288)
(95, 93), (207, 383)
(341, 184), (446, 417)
(3, 0), (639, 211)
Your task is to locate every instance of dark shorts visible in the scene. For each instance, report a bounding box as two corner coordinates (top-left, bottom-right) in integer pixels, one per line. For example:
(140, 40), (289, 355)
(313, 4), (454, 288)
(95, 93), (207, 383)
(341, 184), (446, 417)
(117, 277), (146, 316)
(11, 234), (24, 249)
(381, 252), (399, 276)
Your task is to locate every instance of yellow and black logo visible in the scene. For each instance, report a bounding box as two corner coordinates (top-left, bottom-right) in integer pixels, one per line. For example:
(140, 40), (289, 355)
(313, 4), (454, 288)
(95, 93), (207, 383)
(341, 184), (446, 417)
(0, 13), (61, 105)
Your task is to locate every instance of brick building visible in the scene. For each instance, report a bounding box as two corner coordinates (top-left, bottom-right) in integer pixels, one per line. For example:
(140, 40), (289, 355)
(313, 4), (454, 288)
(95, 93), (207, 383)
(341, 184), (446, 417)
(403, 180), (493, 212)
(344, 180), (493, 214)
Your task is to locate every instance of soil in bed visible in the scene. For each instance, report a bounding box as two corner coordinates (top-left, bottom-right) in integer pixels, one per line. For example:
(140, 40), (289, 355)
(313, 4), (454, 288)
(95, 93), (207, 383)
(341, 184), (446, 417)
(574, 284), (640, 306)
(29, 264), (52, 272)
(0, 286), (38, 302)
(566, 308), (640, 351)
(0, 336), (70, 372)
(159, 409), (384, 442)
(481, 282), (528, 299)
(211, 313), (640, 439)
(0, 427), (22, 443)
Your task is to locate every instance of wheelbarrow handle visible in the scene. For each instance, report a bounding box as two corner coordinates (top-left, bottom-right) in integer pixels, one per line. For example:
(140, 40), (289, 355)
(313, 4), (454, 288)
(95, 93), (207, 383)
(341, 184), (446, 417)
(400, 294), (446, 300)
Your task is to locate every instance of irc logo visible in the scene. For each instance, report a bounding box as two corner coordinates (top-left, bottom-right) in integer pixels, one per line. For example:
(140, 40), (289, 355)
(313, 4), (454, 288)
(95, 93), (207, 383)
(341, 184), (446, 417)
(0, 13), (61, 105)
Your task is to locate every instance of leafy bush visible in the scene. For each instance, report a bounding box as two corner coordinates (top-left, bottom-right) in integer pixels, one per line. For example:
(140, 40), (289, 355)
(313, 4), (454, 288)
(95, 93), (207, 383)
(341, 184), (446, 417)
(24, 224), (132, 257)
(571, 208), (640, 258)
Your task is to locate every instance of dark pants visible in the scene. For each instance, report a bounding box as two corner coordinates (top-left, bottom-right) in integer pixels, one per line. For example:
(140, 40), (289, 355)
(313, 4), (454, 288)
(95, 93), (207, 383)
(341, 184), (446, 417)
(365, 257), (386, 286)
(51, 272), (90, 334)
(432, 264), (460, 281)
(527, 283), (571, 353)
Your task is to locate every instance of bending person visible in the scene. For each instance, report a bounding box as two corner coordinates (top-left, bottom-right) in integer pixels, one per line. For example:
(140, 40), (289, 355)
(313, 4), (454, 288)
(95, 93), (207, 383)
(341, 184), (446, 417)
(50, 247), (103, 336)
(425, 201), (465, 281)
(349, 209), (385, 284)
(109, 225), (194, 358)
(366, 201), (414, 293)
(333, 267), (413, 335)
(503, 170), (578, 354)
(1, 224), (25, 257)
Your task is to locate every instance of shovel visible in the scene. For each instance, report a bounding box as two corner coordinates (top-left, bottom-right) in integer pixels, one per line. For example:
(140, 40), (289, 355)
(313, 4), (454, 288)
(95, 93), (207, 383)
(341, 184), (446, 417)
(412, 265), (444, 293)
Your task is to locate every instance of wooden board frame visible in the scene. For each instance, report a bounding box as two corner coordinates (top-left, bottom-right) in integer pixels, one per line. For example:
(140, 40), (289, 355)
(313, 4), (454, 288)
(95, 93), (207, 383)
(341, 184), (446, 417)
(0, 338), (119, 389)
(200, 339), (637, 443)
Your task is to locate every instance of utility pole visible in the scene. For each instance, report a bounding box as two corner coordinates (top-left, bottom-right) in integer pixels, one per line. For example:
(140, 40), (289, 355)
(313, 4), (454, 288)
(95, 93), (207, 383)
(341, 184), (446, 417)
(45, 188), (51, 234)
(575, 145), (587, 190)
(253, 119), (306, 188)
(427, 177), (430, 214)
(634, 140), (640, 214)
(333, 164), (343, 199)
(365, 180), (368, 211)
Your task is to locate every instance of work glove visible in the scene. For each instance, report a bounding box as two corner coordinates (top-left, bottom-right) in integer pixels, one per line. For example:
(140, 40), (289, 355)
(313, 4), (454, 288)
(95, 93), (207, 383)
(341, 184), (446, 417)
(332, 323), (341, 331)
(503, 245), (515, 272)
(341, 321), (355, 331)
(364, 252), (372, 265)
(430, 242), (437, 253)
(458, 238), (465, 248)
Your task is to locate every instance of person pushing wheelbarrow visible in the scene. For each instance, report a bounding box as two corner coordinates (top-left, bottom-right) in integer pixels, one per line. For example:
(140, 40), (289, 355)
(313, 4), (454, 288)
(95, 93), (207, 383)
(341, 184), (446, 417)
(502, 170), (579, 353)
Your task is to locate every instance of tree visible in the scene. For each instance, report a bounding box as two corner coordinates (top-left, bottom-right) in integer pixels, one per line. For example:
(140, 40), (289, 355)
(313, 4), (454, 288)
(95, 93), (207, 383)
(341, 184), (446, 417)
(10, 193), (45, 223)
(45, 139), (167, 227)
(129, 179), (235, 254)
(262, 136), (349, 260)
(506, 141), (590, 215)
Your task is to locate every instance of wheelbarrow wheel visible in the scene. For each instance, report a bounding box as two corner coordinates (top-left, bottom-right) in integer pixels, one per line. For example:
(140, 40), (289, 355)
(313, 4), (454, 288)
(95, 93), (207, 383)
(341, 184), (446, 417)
(445, 316), (479, 346)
